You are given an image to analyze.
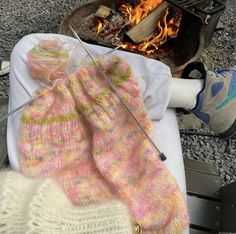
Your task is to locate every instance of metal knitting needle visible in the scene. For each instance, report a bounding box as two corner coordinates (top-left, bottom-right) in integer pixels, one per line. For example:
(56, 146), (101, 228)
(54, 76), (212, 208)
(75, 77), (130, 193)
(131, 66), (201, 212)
(104, 46), (120, 56)
(0, 45), (121, 124)
(0, 96), (38, 124)
(69, 25), (167, 161)
(0, 32), (167, 161)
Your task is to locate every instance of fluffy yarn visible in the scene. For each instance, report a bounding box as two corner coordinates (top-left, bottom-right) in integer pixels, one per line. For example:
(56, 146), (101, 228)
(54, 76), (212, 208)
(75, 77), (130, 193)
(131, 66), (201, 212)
(27, 39), (69, 84)
(0, 170), (133, 234)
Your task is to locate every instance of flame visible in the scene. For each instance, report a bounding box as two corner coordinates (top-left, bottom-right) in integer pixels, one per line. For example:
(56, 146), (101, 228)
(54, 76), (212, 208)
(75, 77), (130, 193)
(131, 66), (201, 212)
(97, 21), (104, 33)
(115, 7), (182, 56)
(120, 4), (132, 21)
(95, 0), (182, 57)
(122, 0), (164, 25)
(167, 13), (182, 37)
(140, 7), (169, 53)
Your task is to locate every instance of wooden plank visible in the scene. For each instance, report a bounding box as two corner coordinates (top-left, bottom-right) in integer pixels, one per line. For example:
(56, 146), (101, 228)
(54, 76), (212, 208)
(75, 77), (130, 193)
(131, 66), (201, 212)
(221, 182), (236, 232)
(184, 158), (218, 176)
(125, 1), (169, 43)
(190, 228), (212, 234)
(187, 195), (221, 231)
(185, 170), (221, 199)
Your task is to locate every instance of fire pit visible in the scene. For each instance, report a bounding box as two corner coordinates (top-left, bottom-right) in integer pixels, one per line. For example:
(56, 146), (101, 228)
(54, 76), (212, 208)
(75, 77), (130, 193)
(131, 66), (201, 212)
(59, 0), (225, 73)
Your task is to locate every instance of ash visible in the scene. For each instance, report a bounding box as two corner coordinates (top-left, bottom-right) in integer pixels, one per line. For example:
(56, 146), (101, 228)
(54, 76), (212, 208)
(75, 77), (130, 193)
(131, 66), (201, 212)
(0, 0), (236, 185)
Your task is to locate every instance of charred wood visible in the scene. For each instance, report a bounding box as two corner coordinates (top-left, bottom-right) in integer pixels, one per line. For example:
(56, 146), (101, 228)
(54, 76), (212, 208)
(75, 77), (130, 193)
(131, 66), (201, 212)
(125, 1), (169, 44)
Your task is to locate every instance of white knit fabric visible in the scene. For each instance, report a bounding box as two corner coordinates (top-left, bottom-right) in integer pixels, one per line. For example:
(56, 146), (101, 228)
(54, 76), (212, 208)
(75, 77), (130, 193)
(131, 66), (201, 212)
(0, 171), (133, 234)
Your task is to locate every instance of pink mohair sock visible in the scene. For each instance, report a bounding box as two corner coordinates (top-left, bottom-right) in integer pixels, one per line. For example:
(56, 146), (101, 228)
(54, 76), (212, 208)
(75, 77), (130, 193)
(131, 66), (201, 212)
(19, 40), (189, 233)
(19, 80), (114, 204)
(68, 56), (189, 232)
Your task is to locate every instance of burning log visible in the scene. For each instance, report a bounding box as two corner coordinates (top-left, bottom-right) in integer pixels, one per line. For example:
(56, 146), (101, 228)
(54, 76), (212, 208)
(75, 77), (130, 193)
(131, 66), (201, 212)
(125, 1), (169, 44)
(94, 5), (129, 43)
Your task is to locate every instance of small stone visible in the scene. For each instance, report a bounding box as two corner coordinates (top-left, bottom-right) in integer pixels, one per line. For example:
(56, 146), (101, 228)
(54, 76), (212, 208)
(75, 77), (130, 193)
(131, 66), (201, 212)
(219, 168), (224, 173)
(216, 159), (221, 164)
(195, 151), (202, 156)
(219, 148), (225, 153)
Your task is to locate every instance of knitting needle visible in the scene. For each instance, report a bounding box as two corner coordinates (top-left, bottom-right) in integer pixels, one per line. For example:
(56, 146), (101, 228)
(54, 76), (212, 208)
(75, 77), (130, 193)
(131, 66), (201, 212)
(103, 46), (120, 56)
(69, 25), (167, 161)
(0, 96), (38, 124)
(0, 35), (167, 161)
(0, 45), (121, 124)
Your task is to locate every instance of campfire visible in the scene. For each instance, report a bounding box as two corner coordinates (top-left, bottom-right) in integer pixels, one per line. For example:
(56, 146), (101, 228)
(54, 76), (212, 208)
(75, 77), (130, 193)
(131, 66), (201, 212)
(79, 0), (182, 59)
(96, 1), (182, 57)
(59, 0), (226, 72)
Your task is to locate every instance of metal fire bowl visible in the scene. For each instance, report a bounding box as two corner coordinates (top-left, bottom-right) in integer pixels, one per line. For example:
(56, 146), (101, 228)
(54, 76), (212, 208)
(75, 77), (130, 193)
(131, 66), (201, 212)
(59, 0), (204, 74)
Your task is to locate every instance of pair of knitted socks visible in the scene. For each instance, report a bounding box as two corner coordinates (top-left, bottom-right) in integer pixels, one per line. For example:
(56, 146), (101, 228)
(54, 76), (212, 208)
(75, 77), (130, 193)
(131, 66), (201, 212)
(19, 39), (188, 232)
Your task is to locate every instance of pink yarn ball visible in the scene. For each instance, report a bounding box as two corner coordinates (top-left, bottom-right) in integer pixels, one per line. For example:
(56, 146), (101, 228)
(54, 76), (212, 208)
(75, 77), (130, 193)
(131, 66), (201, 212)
(27, 39), (69, 84)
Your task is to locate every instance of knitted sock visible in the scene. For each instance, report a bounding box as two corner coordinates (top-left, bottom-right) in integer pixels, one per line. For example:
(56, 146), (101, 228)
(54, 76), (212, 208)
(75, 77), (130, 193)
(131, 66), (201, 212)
(19, 79), (114, 204)
(71, 56), (189, 231)
(0, 171), (133, 234)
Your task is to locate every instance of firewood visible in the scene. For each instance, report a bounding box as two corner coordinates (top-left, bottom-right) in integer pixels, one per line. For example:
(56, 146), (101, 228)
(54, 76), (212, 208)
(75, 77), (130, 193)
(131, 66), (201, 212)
(125, 1), (169, 44)
(95, 5), (114, 19)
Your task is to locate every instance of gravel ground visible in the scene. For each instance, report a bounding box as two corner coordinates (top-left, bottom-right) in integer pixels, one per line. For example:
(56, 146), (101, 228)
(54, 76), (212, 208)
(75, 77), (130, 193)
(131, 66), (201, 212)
(0, 0), (236, 186)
